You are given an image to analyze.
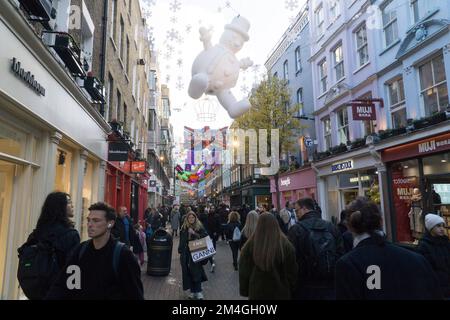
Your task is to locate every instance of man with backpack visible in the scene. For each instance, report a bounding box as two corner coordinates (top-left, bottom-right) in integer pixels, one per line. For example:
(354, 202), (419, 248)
(45, 202), (144, 300)
(288, 198), (344, 300)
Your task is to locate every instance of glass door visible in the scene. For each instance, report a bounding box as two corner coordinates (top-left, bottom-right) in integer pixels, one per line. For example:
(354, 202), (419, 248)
(0, 161), (16, 297)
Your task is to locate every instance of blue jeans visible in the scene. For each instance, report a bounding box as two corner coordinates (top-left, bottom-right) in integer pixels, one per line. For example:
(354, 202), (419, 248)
(190, 281), (202, 293)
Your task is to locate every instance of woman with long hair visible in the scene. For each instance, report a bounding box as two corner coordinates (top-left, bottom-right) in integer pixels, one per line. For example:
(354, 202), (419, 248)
(178, 211), (208, 300)
(225, 211), (242, 270)
(239, 213), (298, 300)
(240, 210), (258, 249)
(21, 192), (80, 299)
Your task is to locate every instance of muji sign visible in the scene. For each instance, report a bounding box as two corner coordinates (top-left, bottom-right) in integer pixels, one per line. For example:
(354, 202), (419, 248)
(352, 103), (376, 120)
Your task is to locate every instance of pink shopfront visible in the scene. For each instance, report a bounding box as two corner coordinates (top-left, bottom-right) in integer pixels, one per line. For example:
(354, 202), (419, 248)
(270, 166), (317, 210)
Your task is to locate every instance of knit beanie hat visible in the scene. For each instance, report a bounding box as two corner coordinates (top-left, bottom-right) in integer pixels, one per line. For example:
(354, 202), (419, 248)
(425, 214), (445, 232)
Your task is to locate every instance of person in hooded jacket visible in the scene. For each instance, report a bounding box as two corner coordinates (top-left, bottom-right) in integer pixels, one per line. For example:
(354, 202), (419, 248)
(335, 202), (443, 300)
(418, 213), (450, 299)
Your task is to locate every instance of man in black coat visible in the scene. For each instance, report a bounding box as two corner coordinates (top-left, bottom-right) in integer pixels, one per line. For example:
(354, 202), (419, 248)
(288, 198), (344, 300)
(46, 202), (144, 300)
(112, 206), (143, 254)
(336, 236), (443, 300)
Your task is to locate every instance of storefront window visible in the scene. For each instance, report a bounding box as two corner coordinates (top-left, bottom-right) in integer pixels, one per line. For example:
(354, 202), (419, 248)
(81, 160), (94, 241)
(0, 123), (26, 158)
(54, 148), (73, 194)
(0, 161), (16, 297)
(390, 159), (420, 242)
(326, 175), (339, 219)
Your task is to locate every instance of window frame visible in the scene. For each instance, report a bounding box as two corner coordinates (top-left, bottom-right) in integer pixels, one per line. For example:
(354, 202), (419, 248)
(323, 117), (332, 150)
(319, 59), (328, 94)
(295, 46), (301, 73)
(332, 44), (345, 82)
(316, 5), (324, 37)
(419, 54), (448, 115)
(283, 60), (289, 81)
(355, 24), (369, 67)
(337, 108), (349, 145)
(382, 6), (399, 47)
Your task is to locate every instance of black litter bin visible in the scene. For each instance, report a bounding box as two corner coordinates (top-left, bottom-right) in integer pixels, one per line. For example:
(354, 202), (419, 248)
(147, 229), (173, 276)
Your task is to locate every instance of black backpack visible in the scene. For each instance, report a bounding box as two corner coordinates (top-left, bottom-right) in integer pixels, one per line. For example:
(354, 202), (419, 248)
(17, 232), (62, 300)
(299, 219), (337, 281)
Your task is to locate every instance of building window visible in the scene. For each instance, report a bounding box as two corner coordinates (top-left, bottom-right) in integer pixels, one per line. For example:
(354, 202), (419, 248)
(316, 5), (324, 37)
(123, 104), (128, 129)
(319, 59), (327, 93)
(148, 109), (156, 130)
(329, 0), (340, 22)
(337, 108), (349, 144)
(116, 90), (121, 121)
(111, 0), (117, 42)
(323, 117), (332, 150)
(273, 72), (278, 78)
(388, 78), (407, 128)
(297, 88), (303, 115)
(283, 60), (289, 81)
(412, 0), (420, 23)
(419, 54), (448, 116)
(119, 17), (125, 60)
(382, 4), (399, 47)
(295, 46), (301, 72)
(333, 45), (344, 82)
(126, 37), (130, 74)
(355, 24), (369, 67)
(107, 74), (114, 121)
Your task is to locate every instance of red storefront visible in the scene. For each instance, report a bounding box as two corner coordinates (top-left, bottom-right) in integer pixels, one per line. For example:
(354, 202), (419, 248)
(382, 132), (450, 243)
(105, 161), (149, 225)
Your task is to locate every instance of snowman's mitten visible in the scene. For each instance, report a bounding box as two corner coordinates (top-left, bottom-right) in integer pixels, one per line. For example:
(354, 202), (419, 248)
(240, 58), (254, 70)
(199, 27), (212, 49)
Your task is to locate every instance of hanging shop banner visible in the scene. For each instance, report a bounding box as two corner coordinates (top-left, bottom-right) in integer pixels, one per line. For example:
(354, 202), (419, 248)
(108, 142), (129, 161)
(352, 103), (376, 120)
(131, 161), (146, 173)
(382, 132), (450, 162)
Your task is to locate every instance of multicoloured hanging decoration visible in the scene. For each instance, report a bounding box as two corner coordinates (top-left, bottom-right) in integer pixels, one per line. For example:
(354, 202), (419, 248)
(175, 162), (217, 184)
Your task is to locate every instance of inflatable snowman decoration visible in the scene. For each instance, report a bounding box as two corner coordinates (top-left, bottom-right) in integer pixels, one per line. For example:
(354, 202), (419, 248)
(188, 16), (253, 119)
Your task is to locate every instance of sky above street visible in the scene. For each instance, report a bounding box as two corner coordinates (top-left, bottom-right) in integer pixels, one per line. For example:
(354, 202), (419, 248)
(139, 0), (308, 149)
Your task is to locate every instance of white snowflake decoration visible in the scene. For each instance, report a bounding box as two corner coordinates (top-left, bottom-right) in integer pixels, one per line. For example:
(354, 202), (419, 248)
(240, 84), (249, 94)
(166, 28), (179, 42)
(169, 0), (181, 13)
(144, 0), (156, 7)
(167, 45), (174, 54)
(217, 7), (222, 13)
(177, 59), (183, 68)
(285, 0), (299, 11)
(176, 78), (184, 90)
(225, 1), (232, 8)
(185, 25), (192, 33)
(176, 36), (184, 45)
(170, 16), (178, 24)
(166, 75), (171, 83)
(164, 51), (172, 60)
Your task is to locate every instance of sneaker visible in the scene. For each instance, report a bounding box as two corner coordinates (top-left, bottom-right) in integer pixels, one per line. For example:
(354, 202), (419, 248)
(195, 292), (204, 300)
(185, 291), (194, 299)
(210, 263), (216, 273)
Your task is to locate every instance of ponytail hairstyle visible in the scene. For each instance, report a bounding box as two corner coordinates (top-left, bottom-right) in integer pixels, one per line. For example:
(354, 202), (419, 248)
(348, 202), (384, 245)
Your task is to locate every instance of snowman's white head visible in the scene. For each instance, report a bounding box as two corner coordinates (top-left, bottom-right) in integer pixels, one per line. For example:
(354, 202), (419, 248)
(220, 30), (245, 53)
(220, 16), (250, 53)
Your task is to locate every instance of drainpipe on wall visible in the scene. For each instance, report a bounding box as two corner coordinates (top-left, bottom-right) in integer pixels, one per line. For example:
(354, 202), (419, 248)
(99, 0), (108, 116)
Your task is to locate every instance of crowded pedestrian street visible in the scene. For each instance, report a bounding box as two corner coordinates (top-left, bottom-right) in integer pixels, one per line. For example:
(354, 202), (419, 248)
(143, 233), (243, 300)
(1, 0), (450, 306)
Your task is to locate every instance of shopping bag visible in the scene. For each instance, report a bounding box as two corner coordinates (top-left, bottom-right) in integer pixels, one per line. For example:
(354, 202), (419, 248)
(189, 236), (216, 262)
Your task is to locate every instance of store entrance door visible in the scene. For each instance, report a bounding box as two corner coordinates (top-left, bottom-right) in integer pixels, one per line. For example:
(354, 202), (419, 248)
(341, 189), (358, 208)
(424, 176), (450, 237)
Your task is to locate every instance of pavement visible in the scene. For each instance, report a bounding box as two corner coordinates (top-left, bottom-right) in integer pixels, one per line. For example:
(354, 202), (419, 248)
(142, 230), (246, 300)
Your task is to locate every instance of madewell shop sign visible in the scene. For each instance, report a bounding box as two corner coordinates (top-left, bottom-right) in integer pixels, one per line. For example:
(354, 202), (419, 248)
(331, 160), (354, 173)
(11, 58), (46, 96)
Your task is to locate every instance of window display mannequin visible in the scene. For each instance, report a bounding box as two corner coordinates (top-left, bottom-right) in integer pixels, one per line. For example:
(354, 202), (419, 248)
(408, 188), (424, 238)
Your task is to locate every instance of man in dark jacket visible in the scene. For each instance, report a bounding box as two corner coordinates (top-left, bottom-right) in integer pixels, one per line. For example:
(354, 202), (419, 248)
(288, 198), (344, 300)
(336, 235), (442, 300)
(112, 206), (143, 254)
(46, 202), (144, 300)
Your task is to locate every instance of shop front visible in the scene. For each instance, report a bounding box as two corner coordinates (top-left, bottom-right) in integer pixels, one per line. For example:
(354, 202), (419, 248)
(382, 132), (450, 243)
(0, 10), (108, 298)
(269, 166), (317, 210)
(314, 151), (384, 223)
